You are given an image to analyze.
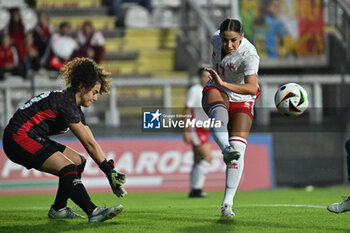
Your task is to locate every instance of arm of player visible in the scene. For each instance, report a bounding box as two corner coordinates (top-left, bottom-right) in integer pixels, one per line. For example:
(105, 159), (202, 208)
(69, 122), (105, 164)
(69, 122), (127, 197)
(222, 74), (258, 95)
(205, 67), (258, 95)
(183, 107), (192, 145)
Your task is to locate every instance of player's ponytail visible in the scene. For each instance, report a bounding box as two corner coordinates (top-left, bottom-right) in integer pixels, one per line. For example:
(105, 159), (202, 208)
(220, 19), (243, 35)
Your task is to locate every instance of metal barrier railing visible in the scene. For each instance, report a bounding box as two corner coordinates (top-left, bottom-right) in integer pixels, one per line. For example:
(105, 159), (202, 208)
(0, 77), (191, 127)
(1, 74), (350, 128)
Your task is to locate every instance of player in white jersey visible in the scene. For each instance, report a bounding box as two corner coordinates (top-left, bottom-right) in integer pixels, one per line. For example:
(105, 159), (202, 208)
(202, 19), (260, 217)
(184, 67), (212, 198)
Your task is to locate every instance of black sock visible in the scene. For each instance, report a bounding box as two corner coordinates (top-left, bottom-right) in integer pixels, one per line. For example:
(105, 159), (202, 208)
(53, 159), (87, 210)
(52, 183), (68, 211)
(55, 164), (97, 215)
(76, 159), (86, 179)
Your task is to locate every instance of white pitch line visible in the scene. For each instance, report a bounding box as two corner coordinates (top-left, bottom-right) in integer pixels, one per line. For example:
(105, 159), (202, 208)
(4, 204), (327, 211)
(239, 204), (326, 209)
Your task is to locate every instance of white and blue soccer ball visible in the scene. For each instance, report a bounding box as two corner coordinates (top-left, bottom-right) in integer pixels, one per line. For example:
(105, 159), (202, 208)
(274, 83), (309, 117)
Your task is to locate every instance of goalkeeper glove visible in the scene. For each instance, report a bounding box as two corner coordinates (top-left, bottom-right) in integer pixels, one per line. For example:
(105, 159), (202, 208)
(107, 169), (127, 197)
(99, 159), (127, 197)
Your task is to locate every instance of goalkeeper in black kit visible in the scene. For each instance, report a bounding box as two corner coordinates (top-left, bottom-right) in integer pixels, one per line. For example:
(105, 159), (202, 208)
(2, 58), (126, 222)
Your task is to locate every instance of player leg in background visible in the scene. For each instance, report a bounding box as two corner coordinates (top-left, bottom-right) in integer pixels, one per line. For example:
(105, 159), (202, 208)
(202, 88), (240, 161)
(51, 146), (86, 212)
(345, 139), (350, 181)
(221, 112), (252, 217)
(327, 138), (350, 214)
(189, 143), (212, 197)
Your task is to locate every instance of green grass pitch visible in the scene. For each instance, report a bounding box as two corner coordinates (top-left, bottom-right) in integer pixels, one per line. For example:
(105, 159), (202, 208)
(1, 187), (350, 233)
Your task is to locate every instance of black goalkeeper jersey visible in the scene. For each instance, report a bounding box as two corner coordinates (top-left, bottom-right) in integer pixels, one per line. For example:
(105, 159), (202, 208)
(6, 88), (86, 138)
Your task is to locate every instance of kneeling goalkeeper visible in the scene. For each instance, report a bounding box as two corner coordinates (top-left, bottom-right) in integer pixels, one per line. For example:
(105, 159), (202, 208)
(2, 58), (126, 222)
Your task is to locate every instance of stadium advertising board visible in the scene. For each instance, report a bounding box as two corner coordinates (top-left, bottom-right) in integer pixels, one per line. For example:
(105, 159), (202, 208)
(240, 0), (326, 68)
(0, 135), (274, 194)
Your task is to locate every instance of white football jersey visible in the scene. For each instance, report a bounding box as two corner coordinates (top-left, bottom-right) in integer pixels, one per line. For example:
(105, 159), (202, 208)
(77, 31), (105, 46)
(207, 30), (260, 102)
(185, 84), (208, 123)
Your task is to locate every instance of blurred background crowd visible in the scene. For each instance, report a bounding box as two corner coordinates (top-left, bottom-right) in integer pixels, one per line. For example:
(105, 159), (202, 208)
(0, 0), (350, 186)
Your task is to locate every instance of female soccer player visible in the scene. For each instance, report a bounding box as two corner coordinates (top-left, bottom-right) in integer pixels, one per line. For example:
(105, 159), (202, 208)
(327, 139), (350, 213)
(184, 67), (212, 198)
(2, 58), (126, 222)
(202, 19), (260, 217)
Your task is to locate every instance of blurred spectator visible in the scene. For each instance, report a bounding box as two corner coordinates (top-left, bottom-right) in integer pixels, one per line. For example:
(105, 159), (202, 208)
(76, 21), (105, 64)
(33, 12), (53, 59)
(0, 34), (20, 80)
(25, 0), (36, 8)
(47, 22), (78, 70)
(6, 8), (26, 62)
(252, 0), (288, 58)
(23, 32), (40, 72)
(113, 0), (152, 27)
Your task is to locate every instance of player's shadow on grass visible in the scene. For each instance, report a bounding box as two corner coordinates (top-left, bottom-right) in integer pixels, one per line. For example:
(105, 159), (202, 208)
(0, 220), (121, 233)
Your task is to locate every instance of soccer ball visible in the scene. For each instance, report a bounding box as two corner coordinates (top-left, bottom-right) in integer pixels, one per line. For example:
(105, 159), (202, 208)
(274, 83), (309, 116)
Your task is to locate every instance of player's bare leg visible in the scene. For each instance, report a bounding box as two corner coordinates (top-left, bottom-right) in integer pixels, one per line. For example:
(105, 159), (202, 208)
(189, 143), (212, 197)
(62, 146), (87, 178)
(221, 113), (252, 217)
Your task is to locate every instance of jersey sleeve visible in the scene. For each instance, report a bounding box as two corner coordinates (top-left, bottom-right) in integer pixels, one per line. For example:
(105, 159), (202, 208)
(185, 86), (197, 108)
(243, 51), (260, 76)
(211, 30), (221, 46)
(59, 100), (84, 124)
(54, 91), (86, 125)
(211, 30), (221, 68)
(79, 107), (87, 125)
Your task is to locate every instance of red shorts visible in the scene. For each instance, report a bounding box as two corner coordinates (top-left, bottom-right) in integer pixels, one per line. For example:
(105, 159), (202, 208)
(189, 126), (210, 146)
(203, 86), (260, 120)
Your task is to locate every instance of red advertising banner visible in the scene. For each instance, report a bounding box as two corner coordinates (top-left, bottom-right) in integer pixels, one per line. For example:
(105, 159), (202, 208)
(0, 135), (274, 194)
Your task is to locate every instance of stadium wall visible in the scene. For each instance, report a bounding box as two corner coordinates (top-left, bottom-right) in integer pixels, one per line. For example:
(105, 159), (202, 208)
(0, 134), (274, 194)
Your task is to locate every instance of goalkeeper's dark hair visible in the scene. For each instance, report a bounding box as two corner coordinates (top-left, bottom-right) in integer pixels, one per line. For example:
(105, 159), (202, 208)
(61, 57), (111, 95)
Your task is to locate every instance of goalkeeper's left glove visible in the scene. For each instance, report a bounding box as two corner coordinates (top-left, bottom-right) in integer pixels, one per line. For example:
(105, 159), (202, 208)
(99, 159), (127, 197)
(107, 169), (127, 197)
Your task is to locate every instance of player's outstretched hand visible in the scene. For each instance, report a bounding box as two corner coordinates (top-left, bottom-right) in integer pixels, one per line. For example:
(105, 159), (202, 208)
(205, 68), (224, 86)
(107, 169), (127, 197)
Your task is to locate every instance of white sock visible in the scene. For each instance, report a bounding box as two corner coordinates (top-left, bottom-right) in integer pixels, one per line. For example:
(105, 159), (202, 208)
(208, 104), (230, 151)
(190, 160), (210, 190)
(222, 136), (247, 206)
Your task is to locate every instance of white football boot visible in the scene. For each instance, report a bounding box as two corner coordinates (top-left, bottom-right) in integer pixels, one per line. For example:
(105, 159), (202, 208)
(48, 206), (84, 219)
(88, 205), (123, 223)
(222, 146), (240, 165)
(327, 196), (350, 213)
(221, 203), (235, 217)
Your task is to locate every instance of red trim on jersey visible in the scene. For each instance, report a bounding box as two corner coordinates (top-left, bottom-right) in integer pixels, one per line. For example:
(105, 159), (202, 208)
(13, 109), (59, 154)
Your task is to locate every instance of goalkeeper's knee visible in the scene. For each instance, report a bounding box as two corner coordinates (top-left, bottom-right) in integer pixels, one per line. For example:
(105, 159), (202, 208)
(76, 155), (86, 179)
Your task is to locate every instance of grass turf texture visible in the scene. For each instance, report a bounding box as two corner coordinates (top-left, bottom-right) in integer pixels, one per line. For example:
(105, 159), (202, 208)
(1, 187), (350, 233)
